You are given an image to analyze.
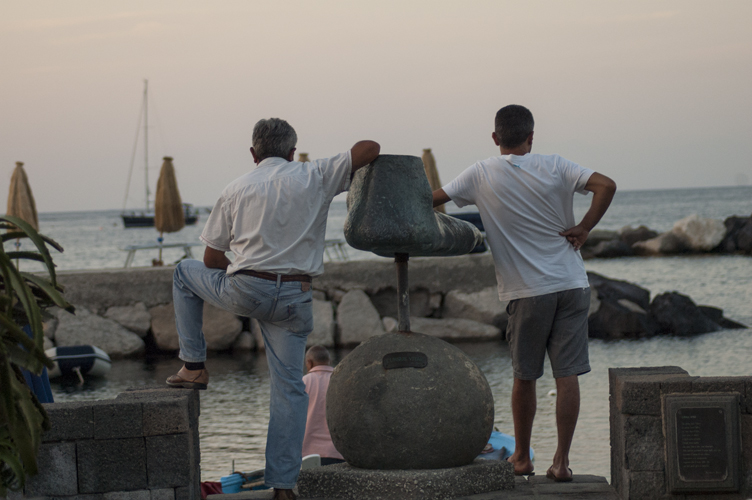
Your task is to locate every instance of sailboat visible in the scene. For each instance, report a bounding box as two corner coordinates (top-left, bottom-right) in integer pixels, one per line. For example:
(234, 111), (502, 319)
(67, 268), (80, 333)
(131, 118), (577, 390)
(121, 80), (198, 228)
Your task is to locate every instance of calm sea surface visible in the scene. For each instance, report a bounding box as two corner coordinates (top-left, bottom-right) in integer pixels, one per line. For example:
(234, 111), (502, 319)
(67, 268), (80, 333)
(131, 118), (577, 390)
(38, 186), (752, 481)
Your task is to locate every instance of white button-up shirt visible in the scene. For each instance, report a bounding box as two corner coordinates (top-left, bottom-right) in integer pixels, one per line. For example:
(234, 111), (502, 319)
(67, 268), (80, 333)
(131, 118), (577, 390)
(200, 151), (352, 277)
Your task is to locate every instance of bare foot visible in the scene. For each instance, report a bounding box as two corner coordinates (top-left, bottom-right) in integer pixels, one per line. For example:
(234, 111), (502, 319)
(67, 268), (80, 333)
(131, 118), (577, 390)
(272, 488), (296, 500)
(507, 453), (534, 476)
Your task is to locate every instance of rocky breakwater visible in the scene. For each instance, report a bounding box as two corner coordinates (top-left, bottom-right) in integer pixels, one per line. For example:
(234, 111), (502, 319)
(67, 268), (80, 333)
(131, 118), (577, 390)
(48, 256), (506, 358)
(581, 212), (752, 258)
(48, 254), (747, 359)
(587, 271), (746, 339)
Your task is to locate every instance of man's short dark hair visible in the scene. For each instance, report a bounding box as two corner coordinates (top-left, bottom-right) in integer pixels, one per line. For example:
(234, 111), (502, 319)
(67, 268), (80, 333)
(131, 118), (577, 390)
(495, 105), (534, 149)
(252, 118), (297, 161)
(306, 345), (330, 365)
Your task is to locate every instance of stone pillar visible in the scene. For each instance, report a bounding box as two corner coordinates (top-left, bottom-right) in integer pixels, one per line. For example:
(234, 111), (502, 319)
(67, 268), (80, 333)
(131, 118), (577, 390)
(21, 388), (201, 500)
(609, 367), (752, 499)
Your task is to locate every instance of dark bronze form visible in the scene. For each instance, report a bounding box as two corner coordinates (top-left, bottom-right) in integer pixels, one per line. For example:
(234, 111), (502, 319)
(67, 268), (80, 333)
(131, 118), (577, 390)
(344, 154), (483, 332)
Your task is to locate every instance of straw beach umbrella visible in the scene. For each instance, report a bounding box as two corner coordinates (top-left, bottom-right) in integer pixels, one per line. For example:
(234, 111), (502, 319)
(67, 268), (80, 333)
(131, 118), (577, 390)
(6, 161), (39, 267)
(421, 149), (444, 213)
(154, 156), (185, 263)
(298, 152), (310, 162)
(6, 161), (39, 231)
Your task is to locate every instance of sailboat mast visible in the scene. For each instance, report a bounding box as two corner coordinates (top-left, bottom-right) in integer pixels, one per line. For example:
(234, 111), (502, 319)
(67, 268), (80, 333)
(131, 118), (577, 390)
(144, 79), (150, 212)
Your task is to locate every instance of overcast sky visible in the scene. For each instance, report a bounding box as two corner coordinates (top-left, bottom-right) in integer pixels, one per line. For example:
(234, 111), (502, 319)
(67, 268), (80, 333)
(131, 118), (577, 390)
(2, 1), (751, 213)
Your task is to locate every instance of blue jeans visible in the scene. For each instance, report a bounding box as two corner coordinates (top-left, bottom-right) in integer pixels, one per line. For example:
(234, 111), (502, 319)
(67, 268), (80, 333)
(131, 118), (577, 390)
(173, 259), (313, 489)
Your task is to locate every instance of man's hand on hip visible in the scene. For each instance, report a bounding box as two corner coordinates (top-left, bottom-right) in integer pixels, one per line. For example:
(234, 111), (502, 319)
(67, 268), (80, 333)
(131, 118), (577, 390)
(560, 225), (589, 251)
(204, 246), (231, 270)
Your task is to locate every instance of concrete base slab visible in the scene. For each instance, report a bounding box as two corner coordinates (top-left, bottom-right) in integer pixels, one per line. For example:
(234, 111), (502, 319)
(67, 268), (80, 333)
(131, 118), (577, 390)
(296, 460), (514, 500)
(207, 474), (620, 500)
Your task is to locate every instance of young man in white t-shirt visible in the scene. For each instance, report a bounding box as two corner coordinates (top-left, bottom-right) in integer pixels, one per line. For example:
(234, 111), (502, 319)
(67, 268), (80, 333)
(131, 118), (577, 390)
(433, 105), (616, 481)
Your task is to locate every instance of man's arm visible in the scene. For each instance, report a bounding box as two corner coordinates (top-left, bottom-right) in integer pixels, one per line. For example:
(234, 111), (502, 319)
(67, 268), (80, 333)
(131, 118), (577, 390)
(560, 172), (617, 250)
(432, 188), (451, 208)
(204, 246), (231, 270)
(350, 141), (381, 174)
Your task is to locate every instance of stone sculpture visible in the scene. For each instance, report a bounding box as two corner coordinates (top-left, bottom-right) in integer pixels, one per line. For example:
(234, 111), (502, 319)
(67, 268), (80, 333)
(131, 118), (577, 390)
(327, 154), (493, 470)
(345, 155), (483, 258)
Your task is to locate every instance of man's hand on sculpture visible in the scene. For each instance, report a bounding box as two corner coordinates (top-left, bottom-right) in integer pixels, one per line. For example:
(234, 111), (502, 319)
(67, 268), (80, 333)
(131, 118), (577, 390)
(560, 225), (589, 251)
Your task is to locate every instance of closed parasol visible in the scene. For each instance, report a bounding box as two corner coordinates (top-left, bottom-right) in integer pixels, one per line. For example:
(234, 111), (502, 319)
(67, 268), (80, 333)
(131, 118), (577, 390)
(421, 148), (444, 213)
(6, 161), (39, 231)
(154, 156), (185, 263)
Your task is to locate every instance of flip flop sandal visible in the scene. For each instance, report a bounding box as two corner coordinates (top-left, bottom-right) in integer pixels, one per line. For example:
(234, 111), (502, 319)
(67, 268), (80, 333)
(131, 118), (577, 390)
(546, 466), (573, 482)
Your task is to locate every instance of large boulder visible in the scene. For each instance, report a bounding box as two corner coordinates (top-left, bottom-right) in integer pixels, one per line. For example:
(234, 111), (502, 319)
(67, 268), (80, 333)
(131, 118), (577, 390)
(588, 287), (601, 317)
(697, 306), (747, 329)
(308, 299), (336, 347)
(620, 225), (658, 247)
(383, 316), (501, 341)
(718, 216), (749, 253)
(150, 302), (242, 351)
(203, 305), (243, 349)
(104, 302), (151, 337)
(736, 220), (752, 253)
(582, 229), (619, 248)
(442, 287), (508, 330)
(369, 287), (434, 318)
(587, 272), (651, 310)
(671, 215), (727, 252)
(586, 273), (656, 339)
(588, 299), (657, 339)
(54, 308), (145, 358)
(588, 240), (634, 259)
(337, 289), (384, 346)
(150, 304), (181, 351)
(327, 332), (494, 469)
(632, 232), (689, 255)
(650, 292), (722, 335)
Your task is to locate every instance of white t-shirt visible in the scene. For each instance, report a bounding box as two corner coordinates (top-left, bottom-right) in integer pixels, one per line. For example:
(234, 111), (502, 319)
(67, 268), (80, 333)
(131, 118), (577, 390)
(443, 153), (594, 301)
(200, 152), (352, 277)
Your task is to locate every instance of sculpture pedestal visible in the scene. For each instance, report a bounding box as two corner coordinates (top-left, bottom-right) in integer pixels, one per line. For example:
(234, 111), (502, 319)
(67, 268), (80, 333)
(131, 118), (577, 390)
(297, 460), (514, 500)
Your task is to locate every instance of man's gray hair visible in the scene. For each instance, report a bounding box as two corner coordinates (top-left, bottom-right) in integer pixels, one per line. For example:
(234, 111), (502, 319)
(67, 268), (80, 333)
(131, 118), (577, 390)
(252, 118), (297, 161)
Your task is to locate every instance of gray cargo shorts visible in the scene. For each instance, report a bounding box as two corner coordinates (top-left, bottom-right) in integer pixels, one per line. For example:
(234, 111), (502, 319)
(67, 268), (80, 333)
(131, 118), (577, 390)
(505, 287), (591, 380)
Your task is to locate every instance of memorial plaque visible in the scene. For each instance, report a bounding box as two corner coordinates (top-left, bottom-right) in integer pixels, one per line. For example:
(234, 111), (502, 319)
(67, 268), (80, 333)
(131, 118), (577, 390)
(382, 352), (428, 370)
(664, 394), (740, 493)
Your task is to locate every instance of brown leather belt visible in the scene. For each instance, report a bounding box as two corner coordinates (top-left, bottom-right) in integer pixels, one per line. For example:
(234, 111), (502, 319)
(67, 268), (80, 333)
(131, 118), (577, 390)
(234, 269), (312, 283)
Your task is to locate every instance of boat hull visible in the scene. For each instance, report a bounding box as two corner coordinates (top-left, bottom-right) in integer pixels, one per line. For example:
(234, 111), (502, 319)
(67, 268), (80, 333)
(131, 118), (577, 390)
(122, 204), (199, 228)
(45, 345), (112, 379)
(122, 213), (198, 228)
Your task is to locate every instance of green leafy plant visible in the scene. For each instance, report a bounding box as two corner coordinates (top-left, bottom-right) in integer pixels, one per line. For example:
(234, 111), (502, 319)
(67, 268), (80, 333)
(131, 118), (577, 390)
(0, 215), (73, 496)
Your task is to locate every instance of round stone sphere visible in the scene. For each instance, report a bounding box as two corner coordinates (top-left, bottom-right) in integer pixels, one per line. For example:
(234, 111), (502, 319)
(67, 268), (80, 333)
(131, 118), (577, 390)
(326, 332), (494, 470)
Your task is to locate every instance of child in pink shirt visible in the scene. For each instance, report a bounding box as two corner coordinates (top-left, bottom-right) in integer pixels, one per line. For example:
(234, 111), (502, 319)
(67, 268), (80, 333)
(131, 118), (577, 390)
(302, 346), (344, 464)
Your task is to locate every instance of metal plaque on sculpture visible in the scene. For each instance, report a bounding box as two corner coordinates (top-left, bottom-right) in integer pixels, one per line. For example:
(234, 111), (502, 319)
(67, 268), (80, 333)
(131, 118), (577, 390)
(665, 394), (740, 493)
(382, 352), (428, 370)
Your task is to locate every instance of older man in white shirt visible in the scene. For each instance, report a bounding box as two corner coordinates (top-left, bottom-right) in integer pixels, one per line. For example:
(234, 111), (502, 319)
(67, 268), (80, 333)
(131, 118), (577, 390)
(166, 118), (379, 500)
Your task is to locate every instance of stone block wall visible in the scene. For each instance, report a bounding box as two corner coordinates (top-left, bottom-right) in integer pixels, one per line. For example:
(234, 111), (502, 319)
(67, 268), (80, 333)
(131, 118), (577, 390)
(14, 388), (200, 500)
(610, 367), (752, 499)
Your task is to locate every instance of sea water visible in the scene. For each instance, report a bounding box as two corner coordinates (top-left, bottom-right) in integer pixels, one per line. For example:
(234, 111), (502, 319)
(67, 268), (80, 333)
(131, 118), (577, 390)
(39, 185), (752, 481)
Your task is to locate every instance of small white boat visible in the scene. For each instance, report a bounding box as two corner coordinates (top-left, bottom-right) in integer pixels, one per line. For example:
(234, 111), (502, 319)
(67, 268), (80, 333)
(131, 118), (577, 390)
(45, 345), (112, 379)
